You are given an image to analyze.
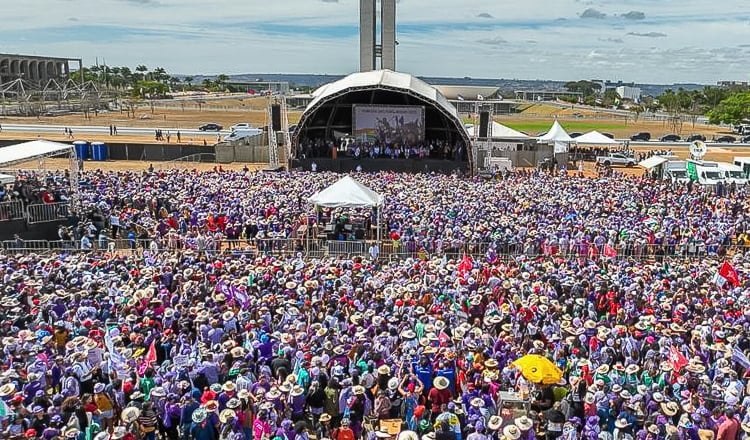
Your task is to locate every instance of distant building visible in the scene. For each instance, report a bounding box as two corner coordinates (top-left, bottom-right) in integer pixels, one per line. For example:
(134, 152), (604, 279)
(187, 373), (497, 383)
(717, 81), (749, 90)
(615, 85), (641, 103)
(0, 53), (82, 85)
(225, 80), (290, 95)
(514, 90), (582, 101)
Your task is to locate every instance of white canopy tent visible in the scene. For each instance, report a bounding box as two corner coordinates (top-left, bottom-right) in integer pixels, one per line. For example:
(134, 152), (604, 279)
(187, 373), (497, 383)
(575, 131), (620, 145)
(0, 140), (73, 168)
(0, 173), (14, 185)
(537, 121), (575, 153)
(639, 156), (669, 170)
(465, 121), (530, 139)
(308, 176), (384, 249)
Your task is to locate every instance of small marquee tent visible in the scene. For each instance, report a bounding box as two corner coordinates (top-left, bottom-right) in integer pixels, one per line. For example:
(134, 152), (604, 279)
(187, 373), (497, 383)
(308, 175), (384, 245)
(538, 121), (575, 153)
(575, 131), (620, 145)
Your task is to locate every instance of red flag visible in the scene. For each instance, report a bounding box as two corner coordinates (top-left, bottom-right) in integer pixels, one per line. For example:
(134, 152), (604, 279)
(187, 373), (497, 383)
(457, 255), (473, 276)
(716, 261), (740, 288)
(144, 339), (157, 366)
(668, 346), (688, 372)
(603, 245), (618, 258)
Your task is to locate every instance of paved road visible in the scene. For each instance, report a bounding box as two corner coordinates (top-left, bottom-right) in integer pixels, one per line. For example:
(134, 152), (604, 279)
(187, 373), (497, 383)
(0, 123), (229, 137)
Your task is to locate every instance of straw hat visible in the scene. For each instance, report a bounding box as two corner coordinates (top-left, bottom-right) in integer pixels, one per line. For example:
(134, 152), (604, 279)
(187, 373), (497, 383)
(433, 376), (450, 390)
(219, 409), (236, 424)
(121, 407), (141, 424)
(661, 401), (679, 416)
(488, 415), (503, 431)
(352, 385), (366, 395)
(614, 419), (631, 429)
(515, 416), (533, 432)
(320, 414), (332, 423)
(595, 364), (610, 375)
(503, 425), (521, 440)
(484, 359), (499, 368)
(0, 383), (16, 397)
(378, 365), (391, 375)
(470, 397), (485, 408)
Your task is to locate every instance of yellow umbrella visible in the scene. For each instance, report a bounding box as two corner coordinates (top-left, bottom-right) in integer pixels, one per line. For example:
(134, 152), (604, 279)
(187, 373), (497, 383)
(512, 354), (563, 385)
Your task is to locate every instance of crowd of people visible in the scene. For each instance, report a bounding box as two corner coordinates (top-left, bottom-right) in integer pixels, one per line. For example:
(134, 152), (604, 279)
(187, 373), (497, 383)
(295, 139), (467, 162)
(2, 169), (750, 440)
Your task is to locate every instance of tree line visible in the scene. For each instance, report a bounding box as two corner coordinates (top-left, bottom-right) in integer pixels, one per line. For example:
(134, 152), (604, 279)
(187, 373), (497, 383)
(563, 80), (750, 125)
(81, 64), (231, 99)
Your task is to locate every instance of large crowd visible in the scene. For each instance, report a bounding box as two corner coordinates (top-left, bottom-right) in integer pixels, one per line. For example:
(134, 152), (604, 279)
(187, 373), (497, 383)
(2, 169), (750, 440)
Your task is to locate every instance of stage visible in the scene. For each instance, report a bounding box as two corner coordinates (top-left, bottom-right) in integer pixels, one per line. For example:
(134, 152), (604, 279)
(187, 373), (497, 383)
(292, 158), (468, 174)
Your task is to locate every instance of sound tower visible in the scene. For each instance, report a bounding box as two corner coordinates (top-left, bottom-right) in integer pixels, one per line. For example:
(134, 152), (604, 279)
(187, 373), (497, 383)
(478, 111), (490, 138)
(271, 105), (281, 131)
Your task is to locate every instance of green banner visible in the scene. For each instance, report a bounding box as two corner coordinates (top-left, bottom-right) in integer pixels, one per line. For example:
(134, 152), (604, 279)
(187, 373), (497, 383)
(686, 161), (698, 181)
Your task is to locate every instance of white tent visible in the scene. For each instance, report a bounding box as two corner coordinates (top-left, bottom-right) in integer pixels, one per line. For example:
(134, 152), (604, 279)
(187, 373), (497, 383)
(308, 175), (383, 208)
(0, 173), (14, 185)
(639, 156), (668, 170)
(537, 121), (574, 153)
(308, 176), (384, 248)
(465, 122), (530, 139)
(0, 140), (73, 167)
(575, 131), (620, 145)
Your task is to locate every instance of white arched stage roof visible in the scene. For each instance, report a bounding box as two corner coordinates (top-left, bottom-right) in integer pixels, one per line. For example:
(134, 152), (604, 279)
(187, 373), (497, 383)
(293, 69), (471, 153)
(306, 70), (459, 120)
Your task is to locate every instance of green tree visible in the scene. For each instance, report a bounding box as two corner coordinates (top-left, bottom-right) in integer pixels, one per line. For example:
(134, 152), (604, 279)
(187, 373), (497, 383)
(184, 76), (194, 87)
(564, 80), (601, 97)
(132, 80), (169, 99)
(135, 65), (149, 81)
(707, 92), (750, 125)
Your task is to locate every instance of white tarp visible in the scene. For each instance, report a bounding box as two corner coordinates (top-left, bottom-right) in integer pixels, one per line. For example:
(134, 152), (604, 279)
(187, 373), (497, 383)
(639, 156), (669, 170)
(538, 121), (574, 153)
(465, 121), (530, 139)
(0, 140), (72, 167)
(575, 131), (620, 145)
(308, 175), (383, 208)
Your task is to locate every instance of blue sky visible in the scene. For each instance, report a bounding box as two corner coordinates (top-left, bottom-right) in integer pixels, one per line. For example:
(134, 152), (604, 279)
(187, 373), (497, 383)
(3, 0), (750, 83)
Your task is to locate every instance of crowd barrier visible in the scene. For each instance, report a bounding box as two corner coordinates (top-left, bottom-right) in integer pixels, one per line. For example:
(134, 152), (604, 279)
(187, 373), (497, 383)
(1, 238), (746, 262)
(25, 202), (70, 224)
(0, 200), (26, 221)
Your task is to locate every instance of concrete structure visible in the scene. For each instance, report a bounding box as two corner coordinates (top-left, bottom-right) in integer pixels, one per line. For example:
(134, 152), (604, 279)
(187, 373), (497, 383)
(0, 53), (81, 85)
(616, 85), (642, 103)
(380, 0), (396, 70)
(359, 0), (397, 71)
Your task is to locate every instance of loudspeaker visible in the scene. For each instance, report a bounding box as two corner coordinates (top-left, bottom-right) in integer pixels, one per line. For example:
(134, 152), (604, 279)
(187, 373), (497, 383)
(479, 111), (490, 138)
(271, 105), (281, 131)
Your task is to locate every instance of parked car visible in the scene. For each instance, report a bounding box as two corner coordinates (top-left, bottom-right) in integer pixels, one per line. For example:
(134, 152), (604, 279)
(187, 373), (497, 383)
(742, 135), (750, 143)
(660, 134), (681, 142)
(601, 133), (615, 139)
(685, 134), (706, 142)
(569, 132), (583, 138)
(630, 132), (651, 141)
(595, 153), (636, 167)
(230, 123), (253, 131)
(716, 135), (737, 143)
(198, 123), (223, 131)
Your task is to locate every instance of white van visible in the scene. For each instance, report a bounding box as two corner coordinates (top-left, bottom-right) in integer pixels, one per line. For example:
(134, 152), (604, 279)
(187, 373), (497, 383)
(717, 162), (749, 185)
(223, 128), (263, 142)
(734, 157), (750, 177)
(687, 160), (725, 185)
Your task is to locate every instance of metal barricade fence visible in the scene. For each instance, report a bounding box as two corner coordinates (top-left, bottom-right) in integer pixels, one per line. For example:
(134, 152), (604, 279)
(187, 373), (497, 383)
(1, 238), (745, 262)
(0, 200), (26, 221)
(26, 202), (70, 224)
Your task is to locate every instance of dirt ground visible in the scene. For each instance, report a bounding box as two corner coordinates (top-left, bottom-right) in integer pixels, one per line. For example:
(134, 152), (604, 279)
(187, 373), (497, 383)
(7, 158), (265, 172)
